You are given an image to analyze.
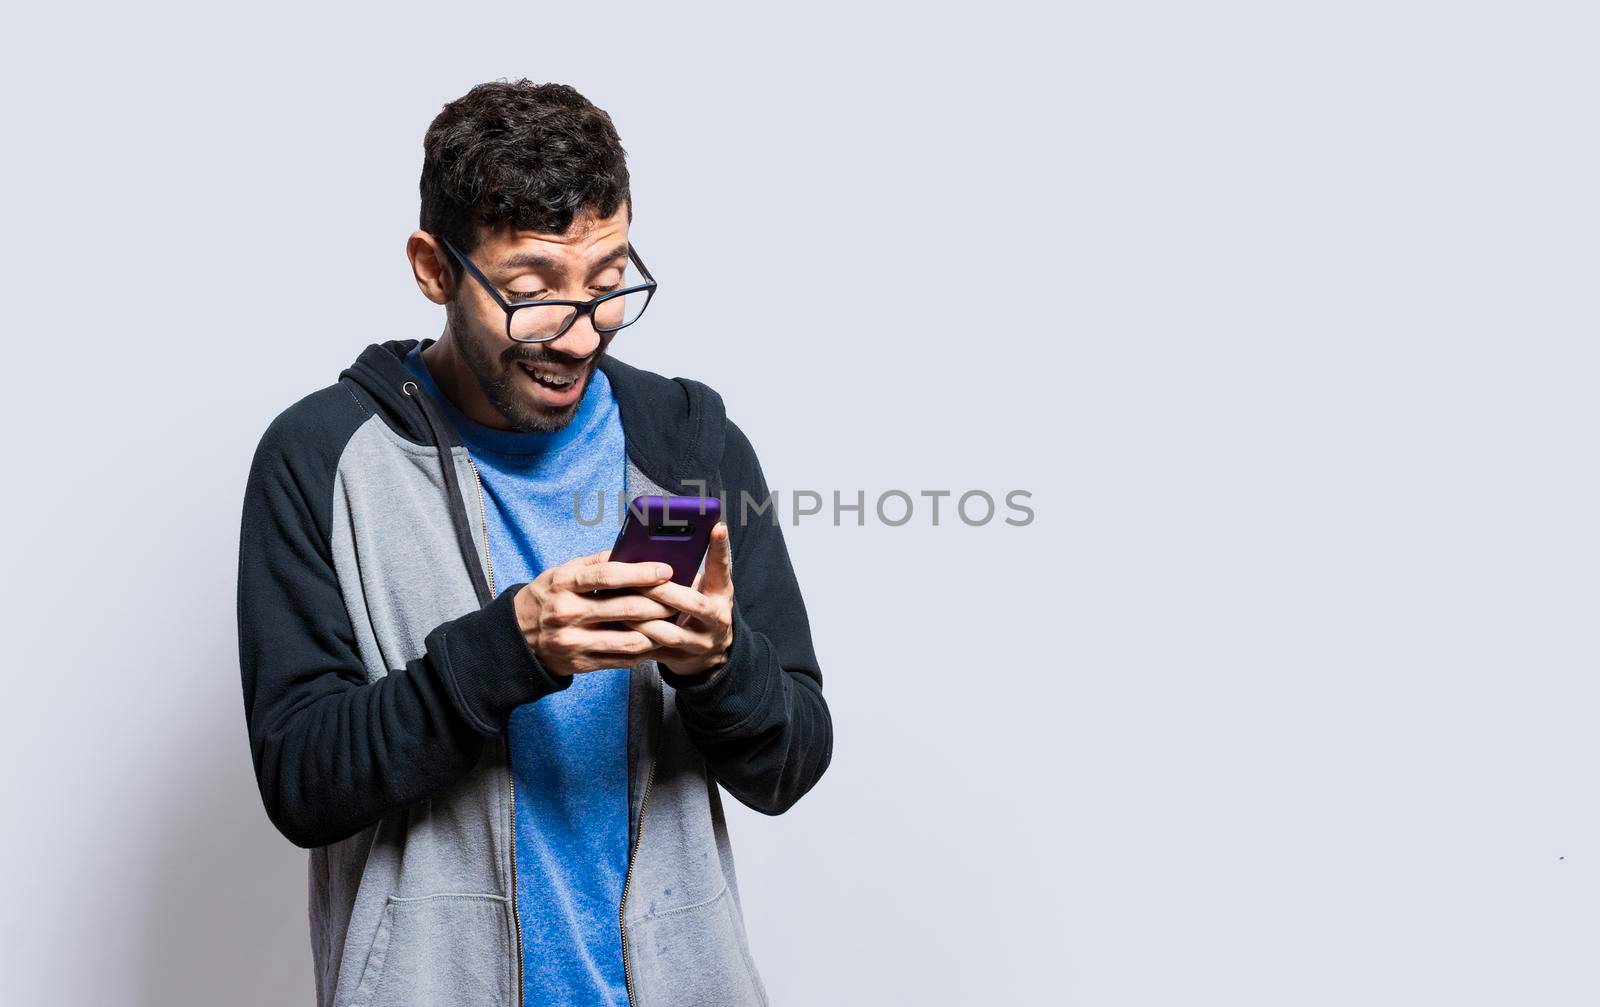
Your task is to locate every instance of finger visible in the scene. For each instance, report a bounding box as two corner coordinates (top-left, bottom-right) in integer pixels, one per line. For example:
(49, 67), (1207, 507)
(568, 594), (678, 626)
(625, 618), (708, 650)
(635, 580), (720, 623)
(699, 522), (733, 597)
(564, 560), (674, 593)
(563, 627), (657, 656)
(556, 548), (615, 575)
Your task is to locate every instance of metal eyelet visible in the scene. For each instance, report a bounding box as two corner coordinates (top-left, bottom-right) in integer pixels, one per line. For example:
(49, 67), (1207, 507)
(402, 380), (419, 396)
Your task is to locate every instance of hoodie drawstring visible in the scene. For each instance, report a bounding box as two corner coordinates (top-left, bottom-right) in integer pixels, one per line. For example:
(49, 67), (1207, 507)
(402, 380), (494, 608)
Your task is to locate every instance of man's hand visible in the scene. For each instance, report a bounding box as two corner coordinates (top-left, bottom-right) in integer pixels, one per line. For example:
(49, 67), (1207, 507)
(514, 551), (679, 677)
(628, 522), (736, 680)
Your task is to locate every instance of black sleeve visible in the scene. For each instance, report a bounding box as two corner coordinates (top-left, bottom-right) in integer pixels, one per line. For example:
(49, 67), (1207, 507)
(236, 388), (571, 849)
(657, 419), (834, 815)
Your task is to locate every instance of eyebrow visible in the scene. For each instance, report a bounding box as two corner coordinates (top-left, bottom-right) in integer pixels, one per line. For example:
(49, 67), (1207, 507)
(495, 243), (630, 277)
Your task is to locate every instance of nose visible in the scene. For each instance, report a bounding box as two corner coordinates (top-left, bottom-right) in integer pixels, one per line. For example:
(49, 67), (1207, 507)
(545, 310), (601, 360)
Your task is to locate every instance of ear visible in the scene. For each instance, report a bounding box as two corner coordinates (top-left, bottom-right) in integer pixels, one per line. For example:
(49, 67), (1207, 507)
(407, 230), (456, 305)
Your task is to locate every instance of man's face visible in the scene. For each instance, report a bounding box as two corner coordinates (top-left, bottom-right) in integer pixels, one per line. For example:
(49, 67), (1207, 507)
(446, 203), (631, 433)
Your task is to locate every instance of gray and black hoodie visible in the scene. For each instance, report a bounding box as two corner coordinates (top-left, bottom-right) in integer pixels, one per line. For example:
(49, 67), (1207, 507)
(236, 338), (833, 1007)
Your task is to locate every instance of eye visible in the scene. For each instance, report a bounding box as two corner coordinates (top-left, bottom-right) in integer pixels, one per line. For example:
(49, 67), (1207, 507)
(590, 266), (626, 294)
(507, 289), (549, 302)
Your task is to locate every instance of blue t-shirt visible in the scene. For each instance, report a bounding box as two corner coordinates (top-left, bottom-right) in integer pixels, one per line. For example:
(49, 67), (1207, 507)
(404, 344), (631, 1006)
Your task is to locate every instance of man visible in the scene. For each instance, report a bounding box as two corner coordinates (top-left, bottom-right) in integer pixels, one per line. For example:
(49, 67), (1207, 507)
(236, 80), (832, 1007)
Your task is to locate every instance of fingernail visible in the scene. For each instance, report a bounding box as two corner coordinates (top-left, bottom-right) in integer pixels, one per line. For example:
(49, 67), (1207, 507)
(656, 564), (672, 579)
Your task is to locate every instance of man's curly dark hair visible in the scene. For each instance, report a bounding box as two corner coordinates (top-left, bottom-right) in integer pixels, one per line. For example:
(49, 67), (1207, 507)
(419, 80), (631, 283)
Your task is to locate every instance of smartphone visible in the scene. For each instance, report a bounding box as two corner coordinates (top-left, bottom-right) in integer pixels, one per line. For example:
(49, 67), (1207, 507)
(605, 495), (721, 588)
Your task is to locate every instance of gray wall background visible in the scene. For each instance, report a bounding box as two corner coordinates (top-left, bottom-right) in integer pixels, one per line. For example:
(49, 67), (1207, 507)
(1, 2), (1595, 1004)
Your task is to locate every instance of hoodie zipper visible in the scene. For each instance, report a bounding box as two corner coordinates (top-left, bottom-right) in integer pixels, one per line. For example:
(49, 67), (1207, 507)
(464, 455), (495, 598)
(620, 679), (662, 1005)
(464, 455), (522, 1007)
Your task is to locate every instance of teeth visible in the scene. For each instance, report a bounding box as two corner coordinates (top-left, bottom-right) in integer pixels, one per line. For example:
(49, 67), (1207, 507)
(521, 363), (573, 387)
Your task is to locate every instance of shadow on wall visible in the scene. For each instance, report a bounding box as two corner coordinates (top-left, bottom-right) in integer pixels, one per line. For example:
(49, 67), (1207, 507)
(138, 687), (315, 1006)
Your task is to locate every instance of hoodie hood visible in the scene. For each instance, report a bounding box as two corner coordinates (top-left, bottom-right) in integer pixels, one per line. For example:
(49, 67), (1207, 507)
(339, 338), (728, 496)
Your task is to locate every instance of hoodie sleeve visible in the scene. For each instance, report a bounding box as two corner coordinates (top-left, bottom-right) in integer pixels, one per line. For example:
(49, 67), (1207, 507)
(658, 418), (834, 815)
(237, 385), (571, 849)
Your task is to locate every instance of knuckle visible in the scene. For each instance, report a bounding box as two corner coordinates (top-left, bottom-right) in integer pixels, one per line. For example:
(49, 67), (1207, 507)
(548, 628), (578, 654)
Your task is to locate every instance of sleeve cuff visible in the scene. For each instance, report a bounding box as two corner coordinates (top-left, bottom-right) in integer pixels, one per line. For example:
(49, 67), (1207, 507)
(430, 582), (571, 734)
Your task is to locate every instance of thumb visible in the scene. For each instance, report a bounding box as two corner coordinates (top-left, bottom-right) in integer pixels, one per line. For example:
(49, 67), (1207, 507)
(700, 522), (733, 595)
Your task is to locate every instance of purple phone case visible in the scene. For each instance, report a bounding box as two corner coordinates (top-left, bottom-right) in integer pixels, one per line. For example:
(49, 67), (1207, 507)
(606, 496), (721, 587)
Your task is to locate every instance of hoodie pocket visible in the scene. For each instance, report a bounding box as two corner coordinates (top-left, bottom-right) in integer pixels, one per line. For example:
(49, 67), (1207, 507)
(349, 893), (513, 1007)
(624, 884), (768, 1007)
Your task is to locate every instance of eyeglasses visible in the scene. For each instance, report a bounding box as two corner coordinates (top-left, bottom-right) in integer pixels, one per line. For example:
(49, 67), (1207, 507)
(437, 234), (658, 344)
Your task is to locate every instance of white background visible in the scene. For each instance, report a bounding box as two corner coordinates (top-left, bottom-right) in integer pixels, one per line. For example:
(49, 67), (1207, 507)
(2, 3), (1596, 1004)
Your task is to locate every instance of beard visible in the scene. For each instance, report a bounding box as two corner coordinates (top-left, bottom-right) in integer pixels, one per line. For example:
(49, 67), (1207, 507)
(449, 304), (609, 434)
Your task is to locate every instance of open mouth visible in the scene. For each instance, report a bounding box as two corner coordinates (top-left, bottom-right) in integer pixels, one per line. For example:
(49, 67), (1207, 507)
(513, 358), (588, 407)
(517, 361), (579, 391)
